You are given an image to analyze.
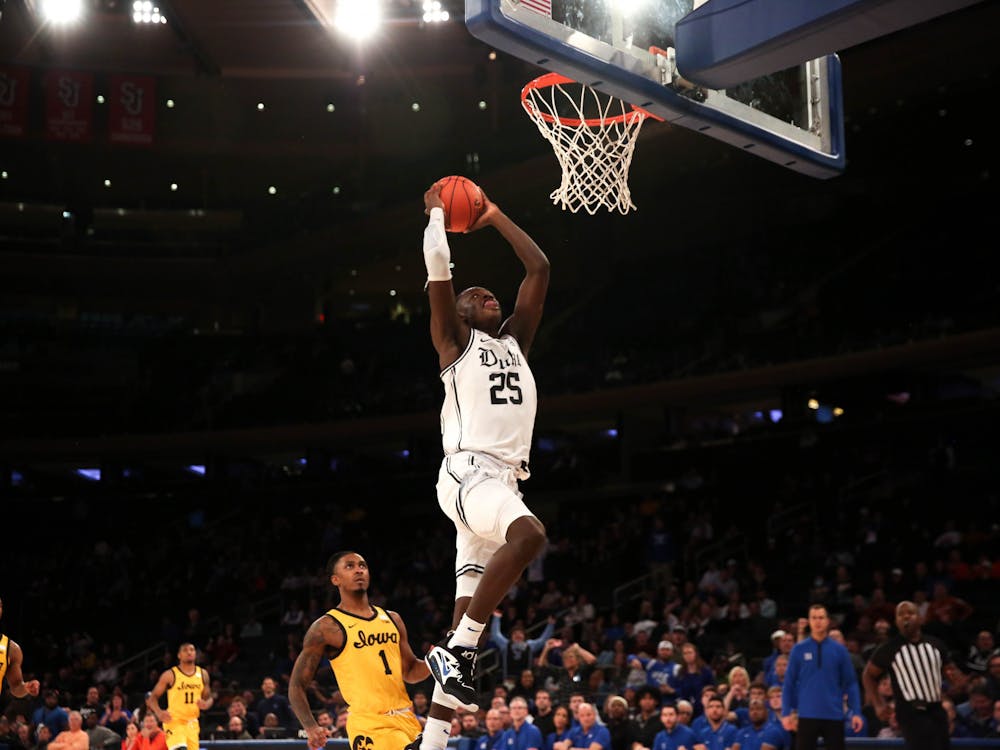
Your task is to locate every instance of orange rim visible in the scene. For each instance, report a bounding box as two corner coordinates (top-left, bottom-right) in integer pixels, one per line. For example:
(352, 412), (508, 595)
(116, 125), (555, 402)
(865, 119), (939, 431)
(520, 72), (661, 127)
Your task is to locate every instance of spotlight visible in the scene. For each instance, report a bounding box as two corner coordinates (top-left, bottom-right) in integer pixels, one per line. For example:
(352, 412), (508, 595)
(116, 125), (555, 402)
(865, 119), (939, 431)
(334, 0), (381, 40)
(41, 0), (83, 24)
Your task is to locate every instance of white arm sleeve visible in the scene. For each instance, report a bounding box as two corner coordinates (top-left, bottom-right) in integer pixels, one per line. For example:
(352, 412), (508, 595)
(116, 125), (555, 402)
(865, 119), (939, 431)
(423, 207), (452, 282)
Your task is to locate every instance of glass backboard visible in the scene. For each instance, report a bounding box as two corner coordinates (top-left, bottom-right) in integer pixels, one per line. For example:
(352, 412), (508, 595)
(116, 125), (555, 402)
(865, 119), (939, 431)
(466, 0), (846, 178)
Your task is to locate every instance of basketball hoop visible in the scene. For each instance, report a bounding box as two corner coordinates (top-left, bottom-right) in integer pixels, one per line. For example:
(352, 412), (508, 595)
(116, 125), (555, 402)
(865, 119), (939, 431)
(520, 72), (662, 215)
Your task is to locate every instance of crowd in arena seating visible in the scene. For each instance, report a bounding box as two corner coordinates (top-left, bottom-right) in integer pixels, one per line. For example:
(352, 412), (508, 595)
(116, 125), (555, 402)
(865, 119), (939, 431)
(4, 374), (1000, 749)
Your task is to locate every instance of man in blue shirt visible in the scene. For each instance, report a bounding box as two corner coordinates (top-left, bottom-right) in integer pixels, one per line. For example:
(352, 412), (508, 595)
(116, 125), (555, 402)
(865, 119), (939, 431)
(502, 697), (544, 750)
(694, 695), (738, 750)
(32, 690), (70, 737)
(478, 709), (508, 750)
(554, 703), (611, 750)
(734, 700), (785, 750)
(652, 704), (697, 750)
(781, 605), (863, 750)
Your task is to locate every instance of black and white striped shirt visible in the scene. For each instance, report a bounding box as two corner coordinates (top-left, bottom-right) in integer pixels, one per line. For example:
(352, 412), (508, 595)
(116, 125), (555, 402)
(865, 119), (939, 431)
(869, 634), (948, 708)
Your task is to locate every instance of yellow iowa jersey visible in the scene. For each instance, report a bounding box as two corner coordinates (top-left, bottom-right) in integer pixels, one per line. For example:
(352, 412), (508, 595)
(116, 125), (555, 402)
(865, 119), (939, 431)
(328, 605), (411, 715)
(167, 666), (205, 722)
(0, 634), (9, 685)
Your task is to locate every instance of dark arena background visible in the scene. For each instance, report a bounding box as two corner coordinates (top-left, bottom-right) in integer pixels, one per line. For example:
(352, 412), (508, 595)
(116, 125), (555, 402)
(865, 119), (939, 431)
(1, 0), (999, 749)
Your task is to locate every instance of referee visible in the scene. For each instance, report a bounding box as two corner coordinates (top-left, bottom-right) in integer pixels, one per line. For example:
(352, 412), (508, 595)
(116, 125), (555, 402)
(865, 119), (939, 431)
(862, 600), (951, 750)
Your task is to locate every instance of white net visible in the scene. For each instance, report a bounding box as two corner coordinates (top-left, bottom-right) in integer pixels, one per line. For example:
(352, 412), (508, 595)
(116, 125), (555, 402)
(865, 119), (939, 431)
(521, 74), (653, 215)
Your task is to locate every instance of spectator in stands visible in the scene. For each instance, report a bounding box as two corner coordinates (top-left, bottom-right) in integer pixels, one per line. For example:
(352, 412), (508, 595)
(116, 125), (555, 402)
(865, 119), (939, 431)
(490, 611), (556, 683)
(511, 669), (538, 706)
(332, 710), (349, 739)
(987, 699), (1000, 738)
(279, 601), (306, 634)
(503, 696), (544, 750)
(763, 633), (794, 686)
(226, 696), (259, 737)
(476, 709), (506, 750)
(942, 662), (972, 706)
(47, 712), (88, 750)
(33, 724), (53, 750)
(533, 690), (556, 738)
(602, 696), (630, 749)
(225, 716), (252, 741)
(862, 673), (894, 737)
(84, 705), (121, 750)
(674, 702), (694, 728)
(0, 716), (26, 750)
(259, 712), (286, 739)
(957, 684), (994, 737)
(764, 656), (787, 690)
(923, 582), (974, 650)
(941, 699), (968, 739)
(693, 694), (737, 750)
(255, 677), (294, 731)
(537, 642), (597, 708)
(14, 723), (33, 750)
(732, 699), (780, 750)
(207, 624), (239, 665)
(643, 642), (679, 700)
(412, 690), (430, 726)
(721, 667), (751, 715)
(544, 706), (573, 750)
(669, 643), (714, 717)
(122, 714), (165, 750)
(78, 689), (103, 725)
(238, 615), (263, 640)
(966, 631), (999, 675)
(627, 687), (661, 750)
(98, 694), (131, 738)
(459, 713), (483, 739)
(34, 691), (70, 737)
(555, 703), (610, 750)
(985, 654), (1000, 701)
(650, 703), (695, 750)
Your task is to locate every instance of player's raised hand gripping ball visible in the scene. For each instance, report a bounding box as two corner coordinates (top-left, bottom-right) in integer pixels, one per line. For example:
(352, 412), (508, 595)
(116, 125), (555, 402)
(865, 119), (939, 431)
(433, 175), (486, 232)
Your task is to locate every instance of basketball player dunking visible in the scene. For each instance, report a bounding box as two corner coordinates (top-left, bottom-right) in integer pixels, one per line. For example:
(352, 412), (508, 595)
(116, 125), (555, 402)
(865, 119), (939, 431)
(419, 183), (550, 750)
(146, 643), (213, 750)
(288, 551), (428, 750)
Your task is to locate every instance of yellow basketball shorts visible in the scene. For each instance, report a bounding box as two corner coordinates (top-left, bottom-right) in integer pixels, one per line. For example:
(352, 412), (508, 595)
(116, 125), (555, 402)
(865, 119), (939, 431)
(347, 710), (422, 750)
(164, 719), (200, 750)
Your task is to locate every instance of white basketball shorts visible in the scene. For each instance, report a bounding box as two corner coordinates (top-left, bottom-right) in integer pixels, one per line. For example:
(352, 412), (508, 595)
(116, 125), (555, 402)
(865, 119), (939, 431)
(436, 450), (536, 598)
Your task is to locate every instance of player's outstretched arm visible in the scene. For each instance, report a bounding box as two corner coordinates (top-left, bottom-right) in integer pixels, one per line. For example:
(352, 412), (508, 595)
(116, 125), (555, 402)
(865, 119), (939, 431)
(388, 611), (431, 684)
(290, 616), (344, 749)
(470, 196), (549, 355)
(423, 184), (468, 369)
(5, 640), (40, 698)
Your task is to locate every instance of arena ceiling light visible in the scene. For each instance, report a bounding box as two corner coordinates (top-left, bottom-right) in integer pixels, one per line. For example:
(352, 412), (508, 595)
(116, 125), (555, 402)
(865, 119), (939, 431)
(132, 0), (167, 24)
(40, 0), (84, 24)
(333, 0), (382, 40)
(422, 1), (449, 23)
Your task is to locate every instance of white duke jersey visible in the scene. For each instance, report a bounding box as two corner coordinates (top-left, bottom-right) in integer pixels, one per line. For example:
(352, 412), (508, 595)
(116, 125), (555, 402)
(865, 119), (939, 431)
(440, 329), (537, 468)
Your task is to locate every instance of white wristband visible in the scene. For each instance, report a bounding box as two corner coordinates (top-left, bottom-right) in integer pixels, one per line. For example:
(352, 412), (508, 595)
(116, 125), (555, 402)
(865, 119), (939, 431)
(423, 207), (452, 282)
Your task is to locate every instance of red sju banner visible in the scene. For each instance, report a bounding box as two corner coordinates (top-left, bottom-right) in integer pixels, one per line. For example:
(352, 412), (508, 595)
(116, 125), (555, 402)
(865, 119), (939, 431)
(44, 69), (94, 142)
(0, 66), (31, 137)
(109, 74), (156, 145)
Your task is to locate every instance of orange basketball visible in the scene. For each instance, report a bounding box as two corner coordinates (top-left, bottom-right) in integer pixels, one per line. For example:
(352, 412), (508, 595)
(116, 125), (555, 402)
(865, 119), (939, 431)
(435, 175), (485, 233)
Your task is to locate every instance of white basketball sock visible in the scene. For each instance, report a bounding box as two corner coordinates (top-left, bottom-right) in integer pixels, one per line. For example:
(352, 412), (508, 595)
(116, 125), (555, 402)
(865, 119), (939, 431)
(449, 614), (485, 649)
(419, 718), (452, 750)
